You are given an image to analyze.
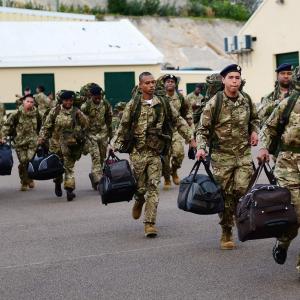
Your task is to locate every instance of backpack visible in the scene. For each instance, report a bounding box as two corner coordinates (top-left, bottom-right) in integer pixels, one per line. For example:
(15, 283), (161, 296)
(268, 91), (298, 155)
(118, 86), (173, 155)
(83, 98), (112, 135)
(8, 109), (42, 140)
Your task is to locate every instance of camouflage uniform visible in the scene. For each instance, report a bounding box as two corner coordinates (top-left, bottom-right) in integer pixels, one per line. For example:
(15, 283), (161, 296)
(81, 99), (112, 184)
(0, 103), (6, 139)
(258, 83), (292, 127)
(39, 105), (88, 189)
(114, 96), (192, 225)
(34, 92), (51, 116)
(186, 92), (204, 110)
(260, 94), (300, 267)
(2, 106), (41, 186)
(112, 102), (127, 136)
(196, 91), (259, 230)
(162, 93), (193, 181)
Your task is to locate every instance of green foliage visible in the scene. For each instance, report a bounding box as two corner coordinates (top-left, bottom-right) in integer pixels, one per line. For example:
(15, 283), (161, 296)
(1, 0), (251, 21)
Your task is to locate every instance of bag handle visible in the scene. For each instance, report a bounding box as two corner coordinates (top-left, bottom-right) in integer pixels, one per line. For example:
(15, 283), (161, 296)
(190, 159), (218, 185)
(106, 149), (120, 163)
(245, 161), (276, 193)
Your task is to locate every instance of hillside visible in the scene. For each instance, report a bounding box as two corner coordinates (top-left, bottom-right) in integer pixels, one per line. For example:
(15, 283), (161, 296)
(106, 16), (243, 69)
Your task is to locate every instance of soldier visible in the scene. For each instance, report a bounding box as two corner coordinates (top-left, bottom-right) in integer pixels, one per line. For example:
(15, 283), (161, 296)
(186, 83), (205, 112)
(15, 86), (32, 109)
(0, 102), (6, 139)
(196, 64), (259, 250)
(113, 72), (195, 237)
(81, 84), (112, 190)
(258, 63), (294, 126)
(258, 68), (300, 277)
(112, 102), (126, 136)
(34, 85), (51, 116)
(162, 74), (193, 188)
(1, 94), (42, 191)
(38, 90), (88, 201)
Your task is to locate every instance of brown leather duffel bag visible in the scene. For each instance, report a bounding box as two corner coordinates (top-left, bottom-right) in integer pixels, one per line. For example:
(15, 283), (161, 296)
(236, 162), (298, 242)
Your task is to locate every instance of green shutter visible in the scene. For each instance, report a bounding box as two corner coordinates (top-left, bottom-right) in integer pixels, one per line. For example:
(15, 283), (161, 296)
(104, 72), (135, 107)
(276, 52), (299, 68)
(21, 73), (55, 96)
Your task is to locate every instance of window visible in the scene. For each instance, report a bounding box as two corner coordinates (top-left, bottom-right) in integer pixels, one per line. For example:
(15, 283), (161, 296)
(21, 73), (55, 96)
(276, 52), (299, 68)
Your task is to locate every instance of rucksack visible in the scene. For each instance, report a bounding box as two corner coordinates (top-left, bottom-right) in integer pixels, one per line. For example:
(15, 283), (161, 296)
(83, 98), (112, 136)
(268, 90), (298, 156)
(118, 87), (173, 155)
(7, 108), (42, 140)
(0, 143), (13, 175)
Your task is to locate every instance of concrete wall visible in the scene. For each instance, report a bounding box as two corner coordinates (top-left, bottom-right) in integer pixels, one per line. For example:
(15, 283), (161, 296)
(238, 0), (300, 102)
(0, 66), (214, 104)
(0, 64), (161, 103)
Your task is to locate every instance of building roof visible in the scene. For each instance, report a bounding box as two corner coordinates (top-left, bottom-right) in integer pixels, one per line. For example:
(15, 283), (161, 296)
(0, 19), (164, 68)
(0, 6), (96, 21)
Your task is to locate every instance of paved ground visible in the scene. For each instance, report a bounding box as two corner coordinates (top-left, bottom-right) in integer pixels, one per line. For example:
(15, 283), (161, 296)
(0, 148), (299, 300)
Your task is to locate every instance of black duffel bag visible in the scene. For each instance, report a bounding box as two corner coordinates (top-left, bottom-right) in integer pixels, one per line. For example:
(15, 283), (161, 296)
(236, 162), (298, 242)
(177, 159), (224, 215)
(98, 150), (137, 205)
(0, 143), (13, 175)
(27, 146), (65, 180)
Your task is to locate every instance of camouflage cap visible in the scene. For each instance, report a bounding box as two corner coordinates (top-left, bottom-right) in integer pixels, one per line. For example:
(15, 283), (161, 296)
(56, 90), (75, 103)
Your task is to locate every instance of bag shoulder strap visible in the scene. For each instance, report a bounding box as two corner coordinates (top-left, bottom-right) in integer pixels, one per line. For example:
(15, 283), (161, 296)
(208, 91), (223, 155)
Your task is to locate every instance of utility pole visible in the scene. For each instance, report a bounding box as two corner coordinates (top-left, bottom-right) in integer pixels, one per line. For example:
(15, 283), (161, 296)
(56, 0), (59, 11)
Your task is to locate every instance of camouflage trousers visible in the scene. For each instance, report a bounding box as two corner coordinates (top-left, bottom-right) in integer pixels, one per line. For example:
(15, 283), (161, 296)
(16, 145), (36, 185)
(50, 140), (77, 190)
(130, 148), (162, 224)
(275, 152), (300, 261)
(211, 150), (253, 229)
(87, 136), (108, 183)
(162, 131), (184, 180)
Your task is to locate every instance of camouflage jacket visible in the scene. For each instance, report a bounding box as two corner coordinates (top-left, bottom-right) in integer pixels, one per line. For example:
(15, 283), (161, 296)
(260, 96), (300, 152)
(114, 95), (192, 152)
(196, 91), (259, 154)
(34, 92), (51, 115)
(2, 106), (41, 147)
(167, 93), (193, 124)
(258, 84), (292, 127)
(81, 99), (112, 140)
(186, 92), (205, 110)
(39, 105), (88, 145)
(0, 103), (6, 139)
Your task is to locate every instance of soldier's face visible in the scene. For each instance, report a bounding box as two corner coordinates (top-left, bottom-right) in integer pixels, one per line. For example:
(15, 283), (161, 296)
(139, 75), (156, 96)
(92, 95), (101, 104)
(164, 79), (176, 92)
(277, 71), (292, 87)
(23, 97), (34, 110)
(62, 98), (73, 109)
(195, 87), (201, 95)
(222, 72), (241, 93)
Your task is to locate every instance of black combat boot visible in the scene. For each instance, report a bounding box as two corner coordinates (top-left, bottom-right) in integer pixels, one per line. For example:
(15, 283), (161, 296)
(89, 173), (98, 191)
(66, 188), (76, 201)
(272, 240), (287, 265)
(54, 181), (62, 197)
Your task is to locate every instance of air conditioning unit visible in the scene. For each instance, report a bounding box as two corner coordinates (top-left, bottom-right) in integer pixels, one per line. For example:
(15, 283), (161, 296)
(237, 35), (252, 51)
(224, 36), (238, 53)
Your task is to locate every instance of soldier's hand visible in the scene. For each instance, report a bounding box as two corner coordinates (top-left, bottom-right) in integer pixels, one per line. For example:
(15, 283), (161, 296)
(257, 148), (269, 163)
(189, 139), (197, 148)
(37, 137), (45, 145)
(196, 149), (206, 161)
(250, 131), (258, 146)
(0, 138), (6, 144)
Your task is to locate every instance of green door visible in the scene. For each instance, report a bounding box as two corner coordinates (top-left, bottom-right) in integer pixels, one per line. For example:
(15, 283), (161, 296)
(186, 83), (206, 96)
(21, 73), (55, 96)
(276, 52), (299, 68)
(104, 72), (135, 107)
